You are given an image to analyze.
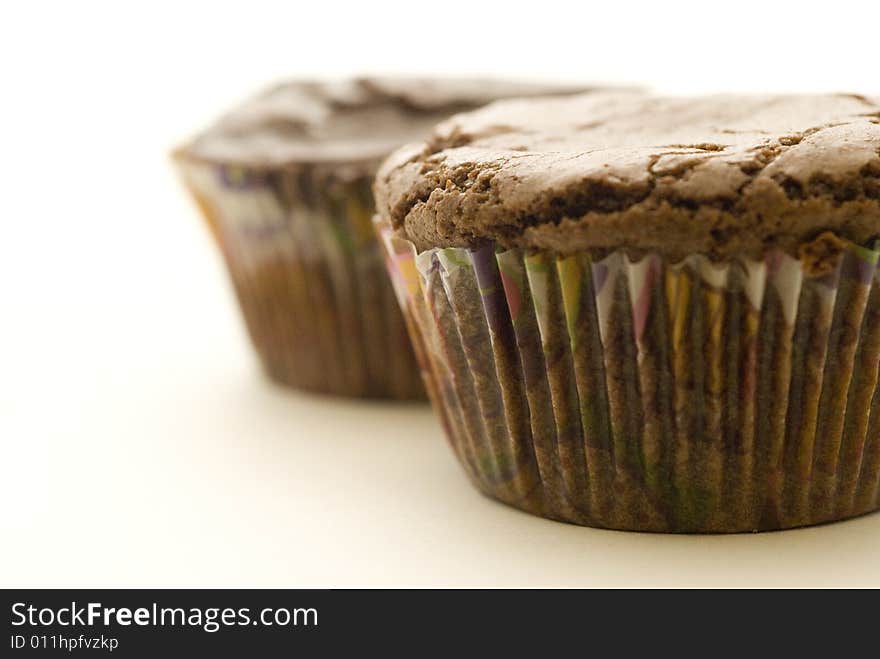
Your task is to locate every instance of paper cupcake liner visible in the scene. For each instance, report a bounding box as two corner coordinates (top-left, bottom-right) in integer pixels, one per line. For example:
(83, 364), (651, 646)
(175, 159), (424, 399)
(378, 219), (880, 532)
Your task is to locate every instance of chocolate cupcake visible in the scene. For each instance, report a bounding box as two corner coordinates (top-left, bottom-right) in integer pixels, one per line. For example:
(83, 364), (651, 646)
(174, 78), (595, 398)
(375, 92), (880, 531)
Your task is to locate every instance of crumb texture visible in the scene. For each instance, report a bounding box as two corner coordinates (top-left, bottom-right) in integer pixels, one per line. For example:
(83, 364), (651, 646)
(374, 93), (880, 258)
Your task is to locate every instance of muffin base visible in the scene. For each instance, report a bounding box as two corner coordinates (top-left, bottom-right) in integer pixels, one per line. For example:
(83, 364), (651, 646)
(177, 161), (425, 400)
(379, 220), (880, 532)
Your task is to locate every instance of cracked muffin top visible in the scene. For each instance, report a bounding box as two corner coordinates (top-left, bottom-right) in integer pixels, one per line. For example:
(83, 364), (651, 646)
(179, 77), (597, 173)
(374, 92), (880, 259)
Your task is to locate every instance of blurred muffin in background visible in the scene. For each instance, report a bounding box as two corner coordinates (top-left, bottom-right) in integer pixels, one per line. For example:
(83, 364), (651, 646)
(174, 78), (598, 398)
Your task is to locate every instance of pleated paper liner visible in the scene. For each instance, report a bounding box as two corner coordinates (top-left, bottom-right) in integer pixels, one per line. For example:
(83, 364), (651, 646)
(378, 218), (880, 532)
(175, 158), (424, 399)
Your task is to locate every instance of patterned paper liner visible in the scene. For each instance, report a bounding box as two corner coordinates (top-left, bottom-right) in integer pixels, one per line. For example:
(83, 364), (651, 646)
(174, 158), (424, 399)
(378, 218), (880, 532)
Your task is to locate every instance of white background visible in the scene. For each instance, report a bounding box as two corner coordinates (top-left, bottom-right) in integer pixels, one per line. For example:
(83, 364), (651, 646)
(2, 1), (880, 587)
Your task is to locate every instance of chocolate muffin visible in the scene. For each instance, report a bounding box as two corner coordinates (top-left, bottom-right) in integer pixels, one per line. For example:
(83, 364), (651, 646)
(174, 78), (595, 398)
(375, 92), (880, 530)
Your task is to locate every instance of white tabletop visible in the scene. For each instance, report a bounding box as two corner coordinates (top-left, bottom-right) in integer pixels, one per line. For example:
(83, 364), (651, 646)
(3, 1), (880, 588)
(5, 285), (880, 588)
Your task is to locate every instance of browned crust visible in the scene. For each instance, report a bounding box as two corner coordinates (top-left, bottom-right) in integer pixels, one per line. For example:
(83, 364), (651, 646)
(375, 93), (880, 259)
